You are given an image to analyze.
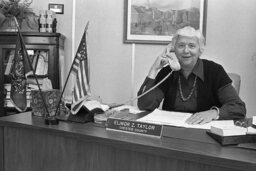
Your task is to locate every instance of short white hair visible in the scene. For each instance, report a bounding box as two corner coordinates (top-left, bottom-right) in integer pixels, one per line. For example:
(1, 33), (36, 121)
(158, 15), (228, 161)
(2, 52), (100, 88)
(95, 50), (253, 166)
(171, 26), (205, 53)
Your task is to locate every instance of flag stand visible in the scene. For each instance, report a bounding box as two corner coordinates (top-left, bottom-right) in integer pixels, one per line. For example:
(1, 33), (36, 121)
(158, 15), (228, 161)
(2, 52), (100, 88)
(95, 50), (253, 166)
(53, 22), (90, 117)
(13, 17), (59, 125)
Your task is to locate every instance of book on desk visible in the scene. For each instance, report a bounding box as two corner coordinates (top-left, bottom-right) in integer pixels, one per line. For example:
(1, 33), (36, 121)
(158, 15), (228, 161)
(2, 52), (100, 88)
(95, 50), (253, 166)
(207, 117), (256, 145)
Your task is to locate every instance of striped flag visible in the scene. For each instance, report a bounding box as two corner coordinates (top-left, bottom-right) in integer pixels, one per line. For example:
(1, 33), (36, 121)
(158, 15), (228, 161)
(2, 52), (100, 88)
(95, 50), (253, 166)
(10, 32), (32, 112)
(71, 25), (91, 114)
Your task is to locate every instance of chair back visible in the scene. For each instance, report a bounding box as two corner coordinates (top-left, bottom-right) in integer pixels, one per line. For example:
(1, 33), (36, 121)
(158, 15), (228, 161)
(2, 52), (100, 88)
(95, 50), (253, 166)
(228, 73), (241, 95)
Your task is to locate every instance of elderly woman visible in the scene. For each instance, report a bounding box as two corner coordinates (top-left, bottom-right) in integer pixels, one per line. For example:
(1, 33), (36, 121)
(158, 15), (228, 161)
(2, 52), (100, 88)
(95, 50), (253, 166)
(137, 26), (246, 125)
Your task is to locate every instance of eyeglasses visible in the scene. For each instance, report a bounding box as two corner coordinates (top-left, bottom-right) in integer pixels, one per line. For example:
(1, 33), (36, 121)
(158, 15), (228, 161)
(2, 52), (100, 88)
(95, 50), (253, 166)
(234, 120), (248, 128)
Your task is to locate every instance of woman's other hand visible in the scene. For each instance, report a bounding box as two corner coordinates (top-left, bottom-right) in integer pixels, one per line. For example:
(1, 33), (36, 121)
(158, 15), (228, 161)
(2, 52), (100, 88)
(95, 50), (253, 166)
(185, 109), (218, 125)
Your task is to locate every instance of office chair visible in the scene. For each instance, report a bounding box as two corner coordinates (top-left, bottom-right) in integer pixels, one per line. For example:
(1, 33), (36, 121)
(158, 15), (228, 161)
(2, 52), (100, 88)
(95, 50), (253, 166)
(228, 73), (241, 95)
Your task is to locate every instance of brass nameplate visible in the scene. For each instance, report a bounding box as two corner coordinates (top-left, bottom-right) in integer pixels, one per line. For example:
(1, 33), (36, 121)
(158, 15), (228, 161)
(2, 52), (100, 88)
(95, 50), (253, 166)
(106, 118), (163, 138)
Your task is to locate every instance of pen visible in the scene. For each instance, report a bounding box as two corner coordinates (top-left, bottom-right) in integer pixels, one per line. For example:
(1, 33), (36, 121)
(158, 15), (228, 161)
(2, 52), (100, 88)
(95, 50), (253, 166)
(108, 104), (124, 109)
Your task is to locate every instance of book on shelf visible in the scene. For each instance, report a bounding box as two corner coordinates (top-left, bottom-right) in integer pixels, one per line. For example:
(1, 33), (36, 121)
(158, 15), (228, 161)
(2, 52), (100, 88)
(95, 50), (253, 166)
(4, 50), (48, 77)
(4, 83), (32, 108)
(31, 51), (39, 71)
(27, 77), (52, 90)
(4, 83), (11, 91)
(4, 50), (15, 75)
(26, 76), (47, 85)
(28, 84), (43, 90)
(4, 50), (36, 76)
(35, 51), (48, 75)
(5, 99), (31, 108)
(26, 50), (48, 76)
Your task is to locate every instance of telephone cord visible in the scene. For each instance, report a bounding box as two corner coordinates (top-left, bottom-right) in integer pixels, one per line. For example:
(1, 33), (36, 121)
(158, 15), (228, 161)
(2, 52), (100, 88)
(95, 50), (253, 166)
(124, 70), (174, 105)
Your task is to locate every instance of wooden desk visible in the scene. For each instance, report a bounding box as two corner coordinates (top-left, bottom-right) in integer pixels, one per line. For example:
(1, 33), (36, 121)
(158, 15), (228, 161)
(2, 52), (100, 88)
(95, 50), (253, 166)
(0, 112), (256, 171)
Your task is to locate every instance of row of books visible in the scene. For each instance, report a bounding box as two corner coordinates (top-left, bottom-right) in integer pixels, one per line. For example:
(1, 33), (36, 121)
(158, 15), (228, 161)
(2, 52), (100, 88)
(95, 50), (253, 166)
(3, 49), (50, 109)
(4, 84), (32, 108)
(4, 77), (52, 108)
(4, 50), (49, 77)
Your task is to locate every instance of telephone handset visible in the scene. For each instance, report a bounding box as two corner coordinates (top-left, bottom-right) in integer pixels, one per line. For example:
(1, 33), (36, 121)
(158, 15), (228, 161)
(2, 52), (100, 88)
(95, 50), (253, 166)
(161, 44), (181, 71)
(167, 54), (181, 71)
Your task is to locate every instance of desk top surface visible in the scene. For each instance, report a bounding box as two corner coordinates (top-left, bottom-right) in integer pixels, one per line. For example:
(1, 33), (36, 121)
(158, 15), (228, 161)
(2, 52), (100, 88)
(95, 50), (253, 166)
(0, 112), (256, 169)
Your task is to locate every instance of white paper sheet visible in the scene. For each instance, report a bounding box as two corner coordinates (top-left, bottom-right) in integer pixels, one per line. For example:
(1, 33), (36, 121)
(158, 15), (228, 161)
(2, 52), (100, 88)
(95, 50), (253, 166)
(137, 109), (234, 129)
(112, 105), (143, 114)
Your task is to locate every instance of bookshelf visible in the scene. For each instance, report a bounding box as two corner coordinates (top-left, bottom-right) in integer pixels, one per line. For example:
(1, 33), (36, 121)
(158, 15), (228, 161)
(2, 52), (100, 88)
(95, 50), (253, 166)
(0, 32), (65, 116)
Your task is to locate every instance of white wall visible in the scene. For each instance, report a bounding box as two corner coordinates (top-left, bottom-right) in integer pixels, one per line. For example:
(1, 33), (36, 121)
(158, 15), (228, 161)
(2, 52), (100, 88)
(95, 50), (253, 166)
(75, 0), (132, 104)
(32, 0), (256, 117)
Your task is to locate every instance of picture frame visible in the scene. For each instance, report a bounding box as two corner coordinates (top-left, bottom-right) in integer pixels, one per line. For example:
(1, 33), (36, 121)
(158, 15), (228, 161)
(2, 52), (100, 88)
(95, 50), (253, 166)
(48, 4), (64, 14)
(124, 0), (208, 44)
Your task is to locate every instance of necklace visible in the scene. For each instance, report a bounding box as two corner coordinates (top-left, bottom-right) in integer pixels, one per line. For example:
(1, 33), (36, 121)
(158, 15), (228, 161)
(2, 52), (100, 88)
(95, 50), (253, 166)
(178, 75), (197, 101)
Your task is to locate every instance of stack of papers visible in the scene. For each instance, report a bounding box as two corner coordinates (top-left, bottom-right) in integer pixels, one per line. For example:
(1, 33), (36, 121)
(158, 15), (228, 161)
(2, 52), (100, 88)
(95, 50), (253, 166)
(137, 109), (235, 130)
(137, 109), (191, 126)
(111, 105), (143, 114)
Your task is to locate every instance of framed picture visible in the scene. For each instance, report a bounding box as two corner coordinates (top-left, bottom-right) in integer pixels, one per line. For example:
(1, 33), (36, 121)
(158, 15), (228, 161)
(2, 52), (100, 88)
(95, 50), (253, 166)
(124, 0), (208, 44)
(48, 4), (64, 14)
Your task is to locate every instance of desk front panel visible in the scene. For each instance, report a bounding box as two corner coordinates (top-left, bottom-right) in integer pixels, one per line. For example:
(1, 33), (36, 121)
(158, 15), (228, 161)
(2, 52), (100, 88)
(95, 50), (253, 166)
(3, 127), (241, 171)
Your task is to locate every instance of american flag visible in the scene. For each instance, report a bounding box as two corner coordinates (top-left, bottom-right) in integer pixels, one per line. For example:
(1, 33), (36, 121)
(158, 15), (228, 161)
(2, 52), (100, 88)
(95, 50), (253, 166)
(71, 24), (91, 114)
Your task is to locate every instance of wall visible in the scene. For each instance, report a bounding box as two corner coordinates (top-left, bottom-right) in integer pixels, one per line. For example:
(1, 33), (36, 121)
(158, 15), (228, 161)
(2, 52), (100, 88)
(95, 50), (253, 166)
(33, 0), (256, 117)
(75, 0), (132, 104)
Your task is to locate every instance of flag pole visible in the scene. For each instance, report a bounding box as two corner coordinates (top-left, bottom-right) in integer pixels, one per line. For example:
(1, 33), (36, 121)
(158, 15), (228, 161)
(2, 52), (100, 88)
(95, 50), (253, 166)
(54, 21), (90, 117)
(13, 17), (55, 124)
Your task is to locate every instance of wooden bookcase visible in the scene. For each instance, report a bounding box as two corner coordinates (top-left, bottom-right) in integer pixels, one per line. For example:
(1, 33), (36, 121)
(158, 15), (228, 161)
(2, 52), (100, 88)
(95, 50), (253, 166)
(0, 32), (65, 116)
